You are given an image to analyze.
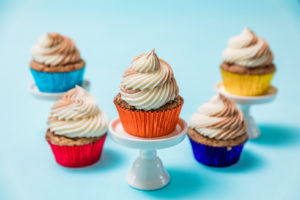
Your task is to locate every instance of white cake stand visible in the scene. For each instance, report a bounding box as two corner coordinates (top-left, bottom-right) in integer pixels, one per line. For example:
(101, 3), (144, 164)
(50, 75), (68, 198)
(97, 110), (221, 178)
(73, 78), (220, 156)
(28, 80), (90, 101)
(216, 82), (277, 139)
(109, 118), (187, 190)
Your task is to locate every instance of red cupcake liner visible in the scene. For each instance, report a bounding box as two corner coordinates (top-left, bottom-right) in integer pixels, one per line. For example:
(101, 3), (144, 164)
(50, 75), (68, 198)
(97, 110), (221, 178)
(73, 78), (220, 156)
(114, 102), (183, 138)
(47, 134), (107, 168)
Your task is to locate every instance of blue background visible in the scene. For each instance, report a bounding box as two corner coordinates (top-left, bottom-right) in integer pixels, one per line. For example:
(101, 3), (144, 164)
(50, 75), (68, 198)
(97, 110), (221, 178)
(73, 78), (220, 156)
(1, 0), (300, 199)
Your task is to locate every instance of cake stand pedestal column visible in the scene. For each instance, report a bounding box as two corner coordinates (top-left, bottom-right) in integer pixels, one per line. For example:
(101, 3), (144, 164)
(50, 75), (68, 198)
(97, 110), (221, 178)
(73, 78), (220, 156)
(126, 149), (169, 190)
(239, 104), (261, 139)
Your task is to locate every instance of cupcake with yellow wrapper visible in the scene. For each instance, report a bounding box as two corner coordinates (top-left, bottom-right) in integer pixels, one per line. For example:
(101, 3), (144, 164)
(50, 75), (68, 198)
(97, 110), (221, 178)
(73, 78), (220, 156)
(221, 27), (276, 96)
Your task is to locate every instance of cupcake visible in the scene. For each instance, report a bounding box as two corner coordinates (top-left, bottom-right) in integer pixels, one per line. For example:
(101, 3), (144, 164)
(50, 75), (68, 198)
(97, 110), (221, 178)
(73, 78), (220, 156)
(221, 27), (276, 96)
(188, 94), (247, 167)
(46, 86), (109, 167)
(30, 33), (85, 93)
(114, 49), (183, 138)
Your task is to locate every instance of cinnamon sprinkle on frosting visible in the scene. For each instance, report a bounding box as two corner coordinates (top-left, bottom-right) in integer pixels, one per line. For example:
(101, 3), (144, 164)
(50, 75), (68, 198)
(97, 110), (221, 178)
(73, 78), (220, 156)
(31, 32), (82, 66)
(222, 27), (273, 67)
(189, 95), (247, 140)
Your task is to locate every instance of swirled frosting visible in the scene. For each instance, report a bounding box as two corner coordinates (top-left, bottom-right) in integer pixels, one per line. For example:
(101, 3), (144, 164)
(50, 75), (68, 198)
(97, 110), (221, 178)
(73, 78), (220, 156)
(120, 49), (179, 110)
(222, 27), (273, 67)
(47, 86), (109, 138)
(189, 95), (246, 140)
(31, 33), (81, 66)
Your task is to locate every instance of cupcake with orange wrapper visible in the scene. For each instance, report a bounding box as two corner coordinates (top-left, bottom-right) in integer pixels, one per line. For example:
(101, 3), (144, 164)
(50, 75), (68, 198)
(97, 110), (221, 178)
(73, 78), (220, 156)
(188, 94), (247, 167)
(114, 49), (183, 138)
(221, 27), (276, 96)
(46, 86), (109, 167)
(30, 33), (85, 93)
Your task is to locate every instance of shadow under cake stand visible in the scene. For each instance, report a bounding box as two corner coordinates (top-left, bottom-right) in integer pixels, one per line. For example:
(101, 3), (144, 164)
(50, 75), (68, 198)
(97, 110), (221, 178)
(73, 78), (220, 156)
(27, 80), (90, 100)
(216, 82), (278, 139)
(109, 118), (187, 190)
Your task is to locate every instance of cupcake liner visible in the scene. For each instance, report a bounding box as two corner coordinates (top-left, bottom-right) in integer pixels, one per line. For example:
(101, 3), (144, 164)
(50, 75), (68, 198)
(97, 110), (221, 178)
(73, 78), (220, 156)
(114, 102), (183, 138)
(47, 134), (106, 168)
(221, 68), (275, 96)
(30, 67), (85, 93)
(188, 136), (245, 167)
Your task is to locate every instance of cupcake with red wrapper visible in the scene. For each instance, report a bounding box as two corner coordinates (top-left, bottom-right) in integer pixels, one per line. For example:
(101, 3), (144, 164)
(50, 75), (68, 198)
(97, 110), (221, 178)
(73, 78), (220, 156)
(114, 49), (183, 138)
(30, 33), (85, 93)
(188, 94), (247, 167)
(46, 86), (109, 167)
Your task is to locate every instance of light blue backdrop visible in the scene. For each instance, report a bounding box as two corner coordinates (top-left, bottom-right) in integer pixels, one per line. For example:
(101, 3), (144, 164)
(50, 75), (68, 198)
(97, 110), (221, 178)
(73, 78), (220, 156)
(0, 0), (300, 199)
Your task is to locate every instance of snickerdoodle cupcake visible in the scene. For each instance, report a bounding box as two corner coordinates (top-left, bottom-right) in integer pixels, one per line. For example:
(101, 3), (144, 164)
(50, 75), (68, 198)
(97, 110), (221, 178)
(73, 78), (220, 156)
(188, 94), (247, 167)
(30, 33), (85, 93)
(114, 49), (183, 138)
(221, 27), (276, 96)
(46, 86), (109, 167)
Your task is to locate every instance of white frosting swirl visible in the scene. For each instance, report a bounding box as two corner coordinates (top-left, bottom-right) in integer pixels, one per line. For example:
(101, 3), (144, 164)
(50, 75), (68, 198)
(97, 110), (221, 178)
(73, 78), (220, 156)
(222, 27), (273, 67)
(31, 33), (81, 66)
(189, 95), (246, 140)
(47, 86), (109, 138)
(120, 49), (179, 110)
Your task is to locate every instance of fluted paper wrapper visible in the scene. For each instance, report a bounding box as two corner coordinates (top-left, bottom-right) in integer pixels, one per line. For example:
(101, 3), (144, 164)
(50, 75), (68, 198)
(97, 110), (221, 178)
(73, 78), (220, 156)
(188, 135), (245, 167)
(30, 67), (85, 93)
(114, 102), (183, 138)
(47, 134), (106, 168)
(221, 68), (274, 96)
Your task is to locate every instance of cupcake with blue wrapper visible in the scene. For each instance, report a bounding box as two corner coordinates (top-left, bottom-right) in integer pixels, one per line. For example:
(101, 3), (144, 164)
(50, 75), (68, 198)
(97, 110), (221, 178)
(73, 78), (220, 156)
(30, 33), (85, 93)
(188, 94), (247, 167)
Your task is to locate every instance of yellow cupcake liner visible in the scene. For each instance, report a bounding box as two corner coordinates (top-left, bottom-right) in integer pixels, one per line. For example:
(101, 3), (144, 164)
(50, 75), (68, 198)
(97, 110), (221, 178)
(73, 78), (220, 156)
(221, 69), (275, 96)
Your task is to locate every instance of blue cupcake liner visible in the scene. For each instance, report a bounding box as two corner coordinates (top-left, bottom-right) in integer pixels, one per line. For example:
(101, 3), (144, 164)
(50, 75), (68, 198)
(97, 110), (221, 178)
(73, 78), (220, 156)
(30, 67), (85, 93)
(188, 135), (245, 167)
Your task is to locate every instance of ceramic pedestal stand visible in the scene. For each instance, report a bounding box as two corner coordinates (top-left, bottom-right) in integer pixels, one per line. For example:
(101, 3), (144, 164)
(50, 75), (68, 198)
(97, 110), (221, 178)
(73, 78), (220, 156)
(28, 80), (90, 100)
(216, 82), (277, 139)
(109, 118), (187, 190)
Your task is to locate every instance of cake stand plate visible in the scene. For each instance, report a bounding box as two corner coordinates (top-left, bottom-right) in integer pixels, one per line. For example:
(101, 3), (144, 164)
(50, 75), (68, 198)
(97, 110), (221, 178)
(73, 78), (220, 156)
(216, 82), (277, 139)
(28, 80), (90, 101)
(109, 118), (187, 190)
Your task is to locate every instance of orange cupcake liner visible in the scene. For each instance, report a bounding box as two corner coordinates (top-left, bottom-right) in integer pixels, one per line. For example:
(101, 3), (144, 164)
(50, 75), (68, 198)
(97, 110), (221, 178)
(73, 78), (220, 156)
(114, 102), (183, 138)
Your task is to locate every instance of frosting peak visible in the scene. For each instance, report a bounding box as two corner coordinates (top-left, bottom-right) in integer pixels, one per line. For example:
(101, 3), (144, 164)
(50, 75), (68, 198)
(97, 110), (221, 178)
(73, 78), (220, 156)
(31, 33), (81, 66)
(227, 27), (257, 49)
(120, 49), (179, 110)
(189, 95), (246, 140)
(47, 86), (109, 138)
(222, 27), (273, 67)
(51, 86), (98, 120)
(130, 49), (160, 73)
